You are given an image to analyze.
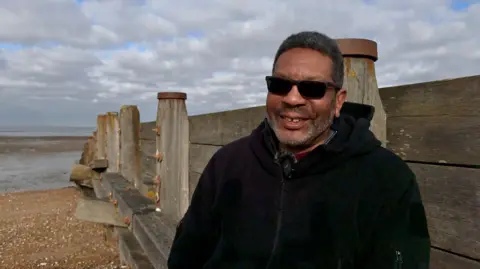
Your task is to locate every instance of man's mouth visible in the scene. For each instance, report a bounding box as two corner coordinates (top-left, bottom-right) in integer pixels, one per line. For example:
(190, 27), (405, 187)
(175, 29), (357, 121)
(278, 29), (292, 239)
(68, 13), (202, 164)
(282, 116), (301, 123)
(279, 115), (307, 130)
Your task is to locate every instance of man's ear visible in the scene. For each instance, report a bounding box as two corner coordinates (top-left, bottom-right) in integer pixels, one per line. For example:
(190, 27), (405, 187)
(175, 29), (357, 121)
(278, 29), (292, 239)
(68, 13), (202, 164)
(334, 88), (347, 117)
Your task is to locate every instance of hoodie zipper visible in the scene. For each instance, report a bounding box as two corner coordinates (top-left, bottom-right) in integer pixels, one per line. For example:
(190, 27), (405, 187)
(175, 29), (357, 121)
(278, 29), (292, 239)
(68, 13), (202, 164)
(265, 162), (287, 269)
(394, 250), (403, 269)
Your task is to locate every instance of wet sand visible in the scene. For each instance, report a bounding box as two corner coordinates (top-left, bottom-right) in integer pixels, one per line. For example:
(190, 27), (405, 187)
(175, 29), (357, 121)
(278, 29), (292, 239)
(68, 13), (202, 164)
(0, 136), (88, 193)
(0, 136), (87, 154)
(0, 136), (124, 268)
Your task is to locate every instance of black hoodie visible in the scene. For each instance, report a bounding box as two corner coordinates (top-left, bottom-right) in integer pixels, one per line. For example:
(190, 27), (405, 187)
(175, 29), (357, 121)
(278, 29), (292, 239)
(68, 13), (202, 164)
(168, 102), (431, 269)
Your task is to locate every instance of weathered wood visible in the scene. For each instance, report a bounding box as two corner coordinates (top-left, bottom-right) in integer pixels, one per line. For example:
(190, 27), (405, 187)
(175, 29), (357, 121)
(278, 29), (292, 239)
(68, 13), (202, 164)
(100, 173), (157, 222)
(381, 75), (480, 165)
(106, 112), (120, 173)
(140, 121), (157, 141)
(140, 140), (157, 195)
(189, 144), (221, 174)
(380, 75), (480, 117)
(141, 151), (156, 181)
(70, 163), (100, 184)
(90, 159), (108, 170)
(74, 197), (128, 227)
(343, 58), (386, 144)
(120, 105), (143, 193)
(79, 134), (96, 165)
(156, 92), (190, 221)
(133, 213), (173, 267)
(96, 114), (107, 160)
(87, 134), (96, 164)
(337, 38), (387, 145)
(141, 140), (156, 157)
(409, 163), (480, 260)
(431, 248), (480, 269)
(189, 105), (265, 146)
(387, 116), (480, 165)
(117, 227), (156, 269)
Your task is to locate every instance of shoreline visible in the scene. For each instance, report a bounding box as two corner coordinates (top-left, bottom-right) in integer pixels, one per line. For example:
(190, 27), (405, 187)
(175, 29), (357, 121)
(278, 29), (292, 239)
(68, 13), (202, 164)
(0, 136), (88, 154)
(0, 135), (89, 140)
(0, 186), (122, 269)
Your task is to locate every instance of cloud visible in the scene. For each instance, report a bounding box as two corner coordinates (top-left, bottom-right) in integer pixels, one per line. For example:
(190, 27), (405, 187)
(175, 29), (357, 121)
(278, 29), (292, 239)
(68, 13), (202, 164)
(0, 0), (479, 126)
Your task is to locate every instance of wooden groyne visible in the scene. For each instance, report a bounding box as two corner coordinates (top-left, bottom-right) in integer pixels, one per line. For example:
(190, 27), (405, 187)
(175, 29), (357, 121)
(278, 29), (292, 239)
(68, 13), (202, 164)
(70, 38), (480, 269)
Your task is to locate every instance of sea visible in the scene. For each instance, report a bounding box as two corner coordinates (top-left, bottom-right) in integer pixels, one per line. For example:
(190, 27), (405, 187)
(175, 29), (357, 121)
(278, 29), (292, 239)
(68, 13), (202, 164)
(0, 126), (94, 194)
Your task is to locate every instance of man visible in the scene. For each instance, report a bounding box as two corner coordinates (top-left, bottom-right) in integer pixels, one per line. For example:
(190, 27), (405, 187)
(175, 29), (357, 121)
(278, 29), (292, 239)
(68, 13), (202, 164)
(168, 31), (430, 269)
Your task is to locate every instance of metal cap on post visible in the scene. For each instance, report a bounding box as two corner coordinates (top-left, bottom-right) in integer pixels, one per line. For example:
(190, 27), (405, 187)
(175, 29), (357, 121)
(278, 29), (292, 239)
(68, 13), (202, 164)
(336, 38), (378, 62)
(157, 92), (187, 100)
(155, 91), (189, 221)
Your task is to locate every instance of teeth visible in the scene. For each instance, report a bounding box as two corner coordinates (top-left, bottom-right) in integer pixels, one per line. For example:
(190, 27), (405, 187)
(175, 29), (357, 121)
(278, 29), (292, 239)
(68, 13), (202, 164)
(285, 117), (300, 123)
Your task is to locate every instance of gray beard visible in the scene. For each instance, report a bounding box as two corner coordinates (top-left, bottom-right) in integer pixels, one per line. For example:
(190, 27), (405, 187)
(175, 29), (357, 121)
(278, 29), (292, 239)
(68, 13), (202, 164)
(267, 108), (336, 148)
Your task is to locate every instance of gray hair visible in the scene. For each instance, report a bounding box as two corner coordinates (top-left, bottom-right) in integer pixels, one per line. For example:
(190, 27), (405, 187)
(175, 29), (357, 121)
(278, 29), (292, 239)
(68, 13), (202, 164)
(272, 31), (344, 88)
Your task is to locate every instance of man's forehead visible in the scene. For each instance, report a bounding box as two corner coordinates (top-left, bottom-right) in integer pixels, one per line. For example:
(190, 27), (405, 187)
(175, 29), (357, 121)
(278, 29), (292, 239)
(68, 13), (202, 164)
(273, 48), (333, 80)
(273, 71), (330, 81)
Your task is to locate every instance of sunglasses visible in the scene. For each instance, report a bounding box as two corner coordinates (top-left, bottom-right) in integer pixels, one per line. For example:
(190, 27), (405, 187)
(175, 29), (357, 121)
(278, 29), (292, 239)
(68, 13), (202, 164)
(265, 76), (340, 99)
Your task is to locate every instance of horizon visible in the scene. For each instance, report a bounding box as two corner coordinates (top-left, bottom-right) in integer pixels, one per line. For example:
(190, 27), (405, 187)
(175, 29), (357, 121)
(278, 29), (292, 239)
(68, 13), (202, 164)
(0, 0), (479, 126)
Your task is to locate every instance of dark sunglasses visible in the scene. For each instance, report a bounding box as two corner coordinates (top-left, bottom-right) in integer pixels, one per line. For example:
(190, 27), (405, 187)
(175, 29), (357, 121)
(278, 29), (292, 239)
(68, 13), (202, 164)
(265, 76), (340, 99)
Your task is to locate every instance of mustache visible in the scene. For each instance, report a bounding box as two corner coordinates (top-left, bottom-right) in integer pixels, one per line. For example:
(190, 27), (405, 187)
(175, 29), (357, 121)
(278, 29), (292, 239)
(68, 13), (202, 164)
(274, 106), (310, 117)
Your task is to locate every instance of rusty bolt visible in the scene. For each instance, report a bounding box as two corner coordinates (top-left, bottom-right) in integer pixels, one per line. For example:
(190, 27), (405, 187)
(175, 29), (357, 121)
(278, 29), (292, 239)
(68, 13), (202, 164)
(113, 200), (118, 206)
(123, 216), (130, 225)
(154, 150), (163, 162)
(152, 126), (161, 136)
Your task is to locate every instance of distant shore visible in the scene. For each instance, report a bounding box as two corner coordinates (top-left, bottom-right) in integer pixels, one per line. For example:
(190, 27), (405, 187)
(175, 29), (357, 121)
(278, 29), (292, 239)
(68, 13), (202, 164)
(0, 135), (88, 193)
(0, 136), (88, 154)
(0, 187), (122, 269)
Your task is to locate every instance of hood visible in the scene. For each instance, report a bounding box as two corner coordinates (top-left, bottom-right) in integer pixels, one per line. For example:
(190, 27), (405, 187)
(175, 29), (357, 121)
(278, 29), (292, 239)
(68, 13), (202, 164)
(249, 102), (382, 177)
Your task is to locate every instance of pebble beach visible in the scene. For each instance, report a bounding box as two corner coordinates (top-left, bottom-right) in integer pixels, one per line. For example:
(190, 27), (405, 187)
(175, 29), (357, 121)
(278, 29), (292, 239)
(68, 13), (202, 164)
(0, 133), (124, 269)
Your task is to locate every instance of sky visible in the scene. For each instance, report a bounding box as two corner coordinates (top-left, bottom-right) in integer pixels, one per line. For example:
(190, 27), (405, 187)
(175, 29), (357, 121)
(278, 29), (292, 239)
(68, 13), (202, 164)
(0, 0), (479, 126)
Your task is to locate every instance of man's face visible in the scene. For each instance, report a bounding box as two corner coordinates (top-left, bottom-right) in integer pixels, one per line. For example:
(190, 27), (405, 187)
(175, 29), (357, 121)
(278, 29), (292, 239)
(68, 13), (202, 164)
(266, 48), (346, 150)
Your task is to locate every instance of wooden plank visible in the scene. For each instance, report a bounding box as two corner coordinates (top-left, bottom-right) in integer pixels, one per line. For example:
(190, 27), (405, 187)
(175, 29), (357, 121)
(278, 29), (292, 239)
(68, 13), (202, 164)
(380, 75), (480, 117)
(140, 121), (156, 141)
(189, 144), (221, 174)
(74, 197), (128, 227)
(409, 163), (480, 260)
(387, 116), (480, 164)
(90, 159), (108, 170)
(141, 139), (156, 156)
(381, 75), (480, 164)
(189, 105), (265, 146)
(431, 248), (480, 269)
(140, 151), (156, 180)
(117, 227), (156, 269)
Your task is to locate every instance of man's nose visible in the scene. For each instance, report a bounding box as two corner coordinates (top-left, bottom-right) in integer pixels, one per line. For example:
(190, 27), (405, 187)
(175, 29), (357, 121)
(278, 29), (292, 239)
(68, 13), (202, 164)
(283, 85), (307, 106)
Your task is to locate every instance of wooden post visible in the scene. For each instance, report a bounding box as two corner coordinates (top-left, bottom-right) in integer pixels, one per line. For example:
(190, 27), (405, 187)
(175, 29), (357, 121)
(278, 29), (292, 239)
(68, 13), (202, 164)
(119, 105), (143, 193)
(336, 38), (387, 145)
(86, 134), (96, 164)
(156, 92), (189, 221)
(96, 114), (107, 160)
(106, 112), (120, 173)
